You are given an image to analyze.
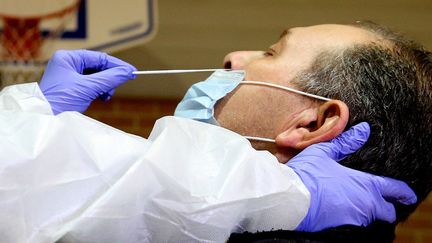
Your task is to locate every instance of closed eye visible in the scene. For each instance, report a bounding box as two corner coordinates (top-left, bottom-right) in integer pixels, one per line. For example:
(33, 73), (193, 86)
(264, 48), (276, 57)
(264, 52), (273, 57)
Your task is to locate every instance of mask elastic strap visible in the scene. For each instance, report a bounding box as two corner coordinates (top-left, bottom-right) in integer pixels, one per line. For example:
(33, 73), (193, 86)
(240, 81), (330, 143)
(244, 136), (276, 143)
(240, 81), (331, 102)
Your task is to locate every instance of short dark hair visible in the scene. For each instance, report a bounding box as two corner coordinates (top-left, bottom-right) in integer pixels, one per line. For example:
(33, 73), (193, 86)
(294, 21), (432, 220)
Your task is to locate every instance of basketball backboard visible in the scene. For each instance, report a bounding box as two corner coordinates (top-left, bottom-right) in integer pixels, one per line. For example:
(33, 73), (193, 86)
(0, 0), (157, 86)
(58, 0), (157, 53)
(0, 0), (157, 60)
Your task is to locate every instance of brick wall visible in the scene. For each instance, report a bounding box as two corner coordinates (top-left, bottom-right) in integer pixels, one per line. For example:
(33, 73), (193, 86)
(85, 97), (180, 138)
(86, 97), (432, 242)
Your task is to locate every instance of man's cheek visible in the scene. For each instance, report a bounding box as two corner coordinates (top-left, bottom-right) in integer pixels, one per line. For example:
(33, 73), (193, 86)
(214, 87), (239, 118)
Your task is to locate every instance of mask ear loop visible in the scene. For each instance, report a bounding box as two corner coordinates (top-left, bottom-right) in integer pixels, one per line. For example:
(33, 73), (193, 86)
(244, 136), (276, 143)
(239, 81), (331, 143)
(239, 81), (331, 102)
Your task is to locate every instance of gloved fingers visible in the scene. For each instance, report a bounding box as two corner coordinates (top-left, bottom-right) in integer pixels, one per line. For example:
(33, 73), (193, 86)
(44, 50), (80, 72)
(321, 122), (370, 162)
(374, 198), (397, 223)
(376, 176), (417, 205)
(289, 122), (370, 166)
(99, 89), (116, 101)
(72, 50), (136, 73)
(105, 55), (137, 73)
(64, 49), (110, 72)
(85, 66), (135, 95)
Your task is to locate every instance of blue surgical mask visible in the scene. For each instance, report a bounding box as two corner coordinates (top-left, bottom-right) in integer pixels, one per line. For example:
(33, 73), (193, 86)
(174, 70), (330, 143)
(174, 70), (245, 125)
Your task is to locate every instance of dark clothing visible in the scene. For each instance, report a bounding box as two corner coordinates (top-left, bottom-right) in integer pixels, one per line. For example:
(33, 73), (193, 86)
(228, 221), (396, 243)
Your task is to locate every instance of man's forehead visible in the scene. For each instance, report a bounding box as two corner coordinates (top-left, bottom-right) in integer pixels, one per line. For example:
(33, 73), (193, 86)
(279, 24), (379, 46)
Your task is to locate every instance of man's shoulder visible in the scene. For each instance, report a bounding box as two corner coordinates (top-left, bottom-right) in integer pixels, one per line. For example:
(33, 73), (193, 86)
(228, 221), (396, 243)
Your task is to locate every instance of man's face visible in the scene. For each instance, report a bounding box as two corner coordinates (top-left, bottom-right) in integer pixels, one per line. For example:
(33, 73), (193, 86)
(214, 24), (377, 150)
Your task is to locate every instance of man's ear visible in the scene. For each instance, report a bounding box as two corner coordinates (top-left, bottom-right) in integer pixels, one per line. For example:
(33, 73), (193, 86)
(275, 100), (349, 149)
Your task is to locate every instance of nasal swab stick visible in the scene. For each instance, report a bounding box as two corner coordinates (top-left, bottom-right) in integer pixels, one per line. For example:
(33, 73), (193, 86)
(132, 69), (230, 75)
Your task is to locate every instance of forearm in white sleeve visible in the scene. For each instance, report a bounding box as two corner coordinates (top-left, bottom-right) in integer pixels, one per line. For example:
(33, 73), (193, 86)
(0, 84), (310, 243)
(0, 83), (151, 243)
(61, 116), (311, 243)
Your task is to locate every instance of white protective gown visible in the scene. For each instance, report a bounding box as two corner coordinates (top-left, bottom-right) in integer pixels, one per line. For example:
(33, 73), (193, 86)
(0, 83), (310, 243)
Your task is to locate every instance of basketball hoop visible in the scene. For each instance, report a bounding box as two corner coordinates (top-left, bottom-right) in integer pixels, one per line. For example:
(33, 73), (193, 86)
(0, 0), (80, 87)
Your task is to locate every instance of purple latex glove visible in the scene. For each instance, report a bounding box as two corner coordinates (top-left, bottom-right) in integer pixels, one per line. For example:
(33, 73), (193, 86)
(287, 122), (417, 232)
(39, 50), (136, 114)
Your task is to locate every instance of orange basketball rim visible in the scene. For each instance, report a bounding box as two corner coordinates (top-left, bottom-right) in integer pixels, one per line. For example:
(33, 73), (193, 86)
(0, 0), (81, 61)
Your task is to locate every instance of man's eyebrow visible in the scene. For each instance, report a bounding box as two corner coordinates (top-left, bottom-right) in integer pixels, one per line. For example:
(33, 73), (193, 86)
(279, 29), (292, 39)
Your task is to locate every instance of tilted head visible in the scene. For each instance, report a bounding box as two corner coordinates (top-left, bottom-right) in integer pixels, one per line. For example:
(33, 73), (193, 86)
(293, 21), (432, 219)
(217, 21), (432, 220)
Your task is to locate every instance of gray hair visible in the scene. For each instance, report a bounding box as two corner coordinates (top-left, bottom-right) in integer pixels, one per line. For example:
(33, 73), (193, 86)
(293, 22), (432, 221)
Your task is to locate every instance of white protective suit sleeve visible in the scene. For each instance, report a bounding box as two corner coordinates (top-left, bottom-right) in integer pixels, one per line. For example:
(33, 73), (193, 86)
(0, 83), (310, 243)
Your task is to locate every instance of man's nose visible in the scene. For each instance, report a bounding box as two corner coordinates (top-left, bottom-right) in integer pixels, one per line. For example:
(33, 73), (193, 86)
(223, 51), (264, 69)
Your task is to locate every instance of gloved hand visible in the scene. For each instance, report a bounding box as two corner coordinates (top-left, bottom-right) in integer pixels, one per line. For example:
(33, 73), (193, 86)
(287, 122), (417, 232)
(39, 50), (136, 114)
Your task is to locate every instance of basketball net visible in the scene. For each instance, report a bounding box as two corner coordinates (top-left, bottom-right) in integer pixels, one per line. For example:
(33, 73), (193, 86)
(0, 0), (80, 88)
